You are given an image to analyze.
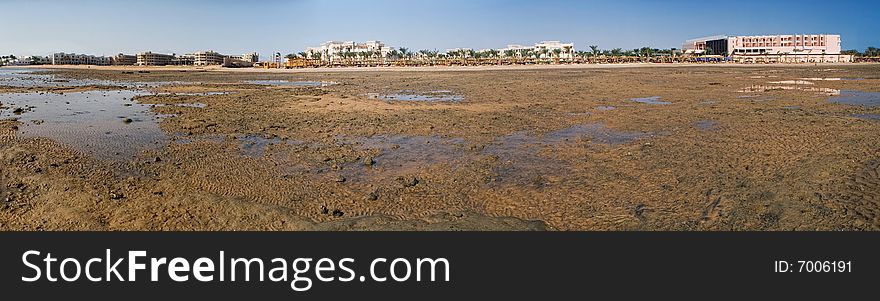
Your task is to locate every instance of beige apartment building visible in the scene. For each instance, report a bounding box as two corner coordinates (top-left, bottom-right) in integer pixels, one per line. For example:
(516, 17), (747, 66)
(192, 51), (259, 66)
(193, 51), (226, 66)
(136, 52), (174, 66)
(170, 54), (194, 65)
(111, 53), (136, 65)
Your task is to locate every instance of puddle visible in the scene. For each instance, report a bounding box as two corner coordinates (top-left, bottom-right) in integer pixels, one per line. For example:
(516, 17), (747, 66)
(694, 120), (719, 131)
(0, 68), (192, 88)
(171, 133), (226, 145)
(736, 95), (777, 101)
(783, 106), (801, 110)
(801, 77), (864, 81)
(487, 124), (650, 153)
(246, 80), (336, 87)
(322, 124), (651, 187)
(827, 90), (880, 107)
(483, 132), (562, 187)
(852, 114), (880, 121)
(630, 96), (671, 105)
(738, 85), (840, 96)
(171, 133), (307, 159)
(769, 80), (814, 85)
(156, 92), (233, 96)
(484, 123), (651, 187)
(595, 106), (616, 111)
(152, 102), (207, 108)
(0, 68), (117, 87)
(543, 124), (649, 145)
(237, 135), (306, 157)
(0, 90), (166, 160)
(340, 135), (467, 181)
(367, 92), (464, 102)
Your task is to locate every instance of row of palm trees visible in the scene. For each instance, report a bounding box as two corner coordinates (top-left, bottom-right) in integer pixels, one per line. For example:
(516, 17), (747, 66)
(842, 47), (880, 57)
(287, 45), (685, 61)
(0, 55), (17, 66)
(289, 44), (880, 67)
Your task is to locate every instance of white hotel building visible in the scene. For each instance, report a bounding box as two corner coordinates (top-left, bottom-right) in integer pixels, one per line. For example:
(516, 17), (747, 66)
(51, 53), (111, 65)
(498, 41), (575, 58)
(683, 34), (852, 63)
(305, 41), (390, 62)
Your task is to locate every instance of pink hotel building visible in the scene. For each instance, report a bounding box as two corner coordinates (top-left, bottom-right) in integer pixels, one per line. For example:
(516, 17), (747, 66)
(683, 34), (852, 63)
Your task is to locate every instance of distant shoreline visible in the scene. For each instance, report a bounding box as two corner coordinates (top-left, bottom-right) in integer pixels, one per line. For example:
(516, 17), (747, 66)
(5, 62), (878, 73)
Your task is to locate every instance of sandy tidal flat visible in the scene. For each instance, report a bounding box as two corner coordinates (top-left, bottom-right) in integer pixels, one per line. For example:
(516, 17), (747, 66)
(1, 65), (879, 230)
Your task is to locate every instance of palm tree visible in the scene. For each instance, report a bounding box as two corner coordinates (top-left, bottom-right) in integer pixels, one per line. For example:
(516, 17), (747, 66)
(427, 50), (439, 64)
(285, 53), (298, 60)
(524, 49), (536, 62)
(552, 48), (562, 63)
(537, 48), (548, 60)
(297, 52), (307, 58)
(398, 47), (409, 61)
(589, 45), (599, 58)
(611, 48), (622, 57)
(564, 46), (574, 59)
(503, 49), (516, 63)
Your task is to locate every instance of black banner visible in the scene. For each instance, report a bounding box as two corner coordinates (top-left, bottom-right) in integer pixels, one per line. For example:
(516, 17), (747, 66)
(0, 232), (876, 299)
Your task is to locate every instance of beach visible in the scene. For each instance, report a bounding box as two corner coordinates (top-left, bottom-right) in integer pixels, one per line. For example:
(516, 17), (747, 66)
(1, 64), (878, 230)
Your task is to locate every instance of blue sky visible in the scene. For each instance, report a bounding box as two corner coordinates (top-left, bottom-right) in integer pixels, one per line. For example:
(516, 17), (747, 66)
(2, 0), (878, 59)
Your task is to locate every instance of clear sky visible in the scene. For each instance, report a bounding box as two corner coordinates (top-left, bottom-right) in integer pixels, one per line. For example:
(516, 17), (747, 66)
(2, 0), (878, 59)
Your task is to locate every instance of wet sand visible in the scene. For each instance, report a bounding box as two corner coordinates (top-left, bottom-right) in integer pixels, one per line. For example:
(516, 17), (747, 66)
(1, 65), (879, 230)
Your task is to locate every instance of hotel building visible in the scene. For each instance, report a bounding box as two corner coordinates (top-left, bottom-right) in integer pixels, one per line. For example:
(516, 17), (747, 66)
(171, 54), (195, 66)
(305, 41), (390, 62)
(193, 51), (226, 66)
(233, 52), (259, 63)
(223, 52), (259, 68)
(498, 41), (576, 58)
(51, 53), (111, 65)
(683, 34), (852, 63)
(111, 53), (137, 65)
(190, 51), (259, 66)
(136, 52), (174, 66)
